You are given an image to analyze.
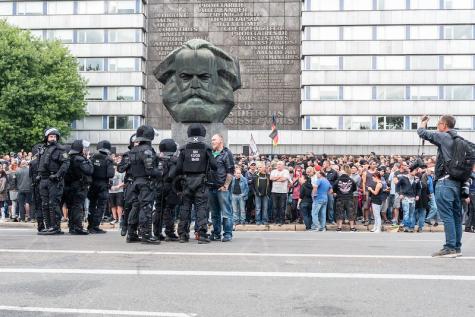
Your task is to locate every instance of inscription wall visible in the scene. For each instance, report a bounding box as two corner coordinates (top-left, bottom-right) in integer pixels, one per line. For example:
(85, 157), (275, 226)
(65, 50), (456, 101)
(146, 0), (301, 130)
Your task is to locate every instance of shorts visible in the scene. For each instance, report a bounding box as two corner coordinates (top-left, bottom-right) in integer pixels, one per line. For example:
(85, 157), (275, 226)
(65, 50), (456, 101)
(335, 199), (356, 221)
(109, 192), (124, 208)
(392, 195), (401, 209)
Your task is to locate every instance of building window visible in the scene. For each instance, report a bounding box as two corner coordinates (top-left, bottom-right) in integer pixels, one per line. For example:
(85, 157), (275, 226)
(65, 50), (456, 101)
(378, 116), (404, 130)
(108, 58), (139, 71)
(376, 0), (406, 10)
(410, 0), (440, 9)
(443, 25), (473, 40)
(454, 117), (473, 130)
(343, 86), (373, 100)
(444, 86), (473, 100)
(108, 0), (137, 14)
(443, 55), (473, 69)
(376, 56), (406, 70)
(77, 1), (105, 14)
(47, 1), (74, 15)
(305, 0), (340, 11)
(343, 56), (372, 70)
(343, 26), (373, 40)
(73, 117), (103, 130)
(305, 56), (339, 70)
(444, 0), (473, 9)
(410, 25), (440, 40)
(0, 2), (13, 15)
(377, 26), (406, 40)
(343, 0), (373, 11)
(46, 30), (74, 43)
(86, 87), (104, 101)
(305, 27), (340, 41)
(77, 30), (104, 43)
(307, 86), (340, 100)
(108, 87), (136, 101)
(309, 116), (339, 130)
(376, 86), (405, 100)
(344, 116), (372, 130)
(107, 116), (141, 129)
(108, 29), (140, 43)
(78, 58), (104, 71)
(410, 86), (439, 100)
(410, 55), (439, 70)
(16, 1), (44, 15)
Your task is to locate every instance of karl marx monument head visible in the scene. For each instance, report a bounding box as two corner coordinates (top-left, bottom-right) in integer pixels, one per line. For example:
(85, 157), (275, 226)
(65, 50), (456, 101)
(154, 39), (241, 123)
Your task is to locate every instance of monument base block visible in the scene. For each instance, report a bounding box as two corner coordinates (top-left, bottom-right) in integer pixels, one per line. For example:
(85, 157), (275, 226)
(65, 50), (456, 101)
(171, 122), (228, 148)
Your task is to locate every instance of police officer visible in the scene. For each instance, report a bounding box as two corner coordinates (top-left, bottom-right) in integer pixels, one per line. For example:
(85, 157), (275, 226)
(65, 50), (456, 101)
(175, 123), (217, 244)
(117, 133), (137, 237)
(64, 140), (94, 235)
(127, 125), (162, 244)
(153, 139), (180, 241)
(37, 128), (70, 235)
(87, 140), (114, 234)
(29, 143), (44, 232)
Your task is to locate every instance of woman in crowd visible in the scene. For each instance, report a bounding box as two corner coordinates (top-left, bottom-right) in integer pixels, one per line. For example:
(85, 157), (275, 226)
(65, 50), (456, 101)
(254, 163), (270, 225)
(297, 167), (314, 230)
(367, 172), (383, 233)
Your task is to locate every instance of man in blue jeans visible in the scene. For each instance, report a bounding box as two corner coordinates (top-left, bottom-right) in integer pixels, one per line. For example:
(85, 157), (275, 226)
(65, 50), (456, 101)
(311, 171), (331, 231)
(209, 134), (235, 242)
(417, 115), (466, 258)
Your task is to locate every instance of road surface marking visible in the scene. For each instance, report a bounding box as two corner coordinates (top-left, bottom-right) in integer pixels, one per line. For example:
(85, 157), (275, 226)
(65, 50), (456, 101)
(0, 305), (195, 317)
(0, 268), (474, 281)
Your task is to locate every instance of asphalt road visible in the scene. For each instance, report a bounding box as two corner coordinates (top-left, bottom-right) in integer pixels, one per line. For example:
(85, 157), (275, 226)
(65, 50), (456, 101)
(0, 228), (474, 317)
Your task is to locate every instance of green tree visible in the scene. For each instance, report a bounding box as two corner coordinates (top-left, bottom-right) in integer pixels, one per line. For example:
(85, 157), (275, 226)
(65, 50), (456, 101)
(0, 20), (87, 153)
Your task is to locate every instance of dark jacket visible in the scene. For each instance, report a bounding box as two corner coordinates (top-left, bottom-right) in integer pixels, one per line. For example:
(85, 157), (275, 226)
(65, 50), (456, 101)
(254, 172), (270, 197)
(15, 167), (31, 192)
(299, 178), (313, 205)
(208, 147), (234, 188)
(396, 175), (422, 198)
(333, 174), (357, 201)
(417, 128), (455, 180)
(324, 168), (338, 186)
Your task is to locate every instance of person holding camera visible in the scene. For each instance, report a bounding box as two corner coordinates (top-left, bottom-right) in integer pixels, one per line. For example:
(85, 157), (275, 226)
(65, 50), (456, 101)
(417, 115), (475, 257)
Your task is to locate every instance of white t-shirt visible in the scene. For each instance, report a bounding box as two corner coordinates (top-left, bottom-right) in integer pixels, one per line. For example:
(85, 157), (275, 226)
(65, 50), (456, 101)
(270, 169), (290, 194)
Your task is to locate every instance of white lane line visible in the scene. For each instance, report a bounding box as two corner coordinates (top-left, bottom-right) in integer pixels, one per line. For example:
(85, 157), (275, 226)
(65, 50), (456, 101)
(0, 268), (474, 281)
(0, 305), (195, 317)
(259, 238), (441, 242)
(0, 248), (473, 260)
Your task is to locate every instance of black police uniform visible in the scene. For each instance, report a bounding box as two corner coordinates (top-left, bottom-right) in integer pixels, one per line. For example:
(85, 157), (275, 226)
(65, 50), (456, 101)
(175, 124), (217, 243)
(29, 143), (44, 232)
(117, 133), (136, 237)
(38, 129), (70, 235)
(64, 140), (94, 235)
(127, 125), (162, 244)
(87, 140), (114, 234)
(153, 139), (180, 241)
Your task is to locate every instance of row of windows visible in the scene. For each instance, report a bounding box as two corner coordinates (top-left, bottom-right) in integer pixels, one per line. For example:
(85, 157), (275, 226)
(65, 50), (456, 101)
(304, 25), (474, 41)
(304, 0), (474, 11)
(30, 29), (143, 44)
(0, 1), (141, 16)
(78, 57), (142, 72)
(72, 115), (142, 130)
(303, 86), (475, 100)
(86, 86), (142, 101)
(303, 116), (474, 130)
(303, 55), (475, 71)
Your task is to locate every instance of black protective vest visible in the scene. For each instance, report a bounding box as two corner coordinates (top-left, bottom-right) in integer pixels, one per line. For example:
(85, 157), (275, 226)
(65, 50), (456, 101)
(38, 144), (63, 174)
(129, 145), (149, 178)
(91, 153), (109, 180)
(65, 155), (90, 185)
(182, 142), (207, 174)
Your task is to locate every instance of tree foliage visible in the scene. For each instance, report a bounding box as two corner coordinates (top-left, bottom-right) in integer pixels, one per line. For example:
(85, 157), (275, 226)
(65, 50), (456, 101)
(0, 20), (86, 153)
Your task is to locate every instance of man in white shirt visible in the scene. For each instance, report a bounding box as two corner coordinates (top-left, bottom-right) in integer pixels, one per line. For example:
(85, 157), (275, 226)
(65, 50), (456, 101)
(270, 161), (291, 226)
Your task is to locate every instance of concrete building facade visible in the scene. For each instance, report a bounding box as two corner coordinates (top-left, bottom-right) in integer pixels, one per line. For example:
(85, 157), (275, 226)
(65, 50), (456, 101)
(1, 0), (474, 154)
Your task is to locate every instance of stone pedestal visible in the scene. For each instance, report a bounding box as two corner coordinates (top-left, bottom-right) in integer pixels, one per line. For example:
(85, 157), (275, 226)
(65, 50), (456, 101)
(171, 122), (228, 148)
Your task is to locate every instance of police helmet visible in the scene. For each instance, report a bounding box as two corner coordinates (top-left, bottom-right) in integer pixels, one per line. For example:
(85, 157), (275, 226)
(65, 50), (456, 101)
(135, 125), (155, 142)
(69, 140), (85, 155)
(159, 139), (177, 153)
(128, 133), (137, 149)
(97, 140), (112, 155)
(187, 123), (206, 137)
(44, 128), (60, 142)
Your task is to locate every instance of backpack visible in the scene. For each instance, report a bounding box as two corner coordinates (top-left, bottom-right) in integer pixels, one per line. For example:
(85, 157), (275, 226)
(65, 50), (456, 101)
(446, 131), (475, 182)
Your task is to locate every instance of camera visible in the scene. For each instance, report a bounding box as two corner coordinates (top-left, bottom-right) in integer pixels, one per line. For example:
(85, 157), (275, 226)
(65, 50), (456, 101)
(409, 157), (427, 171)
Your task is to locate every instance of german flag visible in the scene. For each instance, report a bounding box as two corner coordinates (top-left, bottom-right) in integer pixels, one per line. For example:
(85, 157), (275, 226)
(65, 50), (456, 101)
(269, 114), (279, 146)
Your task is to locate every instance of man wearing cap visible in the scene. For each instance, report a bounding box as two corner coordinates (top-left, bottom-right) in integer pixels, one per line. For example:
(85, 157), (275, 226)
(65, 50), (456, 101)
(127, 125), (162, 243)
(87, 140), (115, 234)
(64, 140), (94, 235)
(37, 128), (70, 235)
(175, 123), (217, 244)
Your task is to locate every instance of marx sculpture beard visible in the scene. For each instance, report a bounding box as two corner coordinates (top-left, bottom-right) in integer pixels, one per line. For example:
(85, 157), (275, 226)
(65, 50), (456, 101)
(154, 39), (241, 123)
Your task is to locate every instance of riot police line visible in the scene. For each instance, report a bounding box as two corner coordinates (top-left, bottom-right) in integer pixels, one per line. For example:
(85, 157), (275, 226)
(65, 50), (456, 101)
(30, 123), (235, 244)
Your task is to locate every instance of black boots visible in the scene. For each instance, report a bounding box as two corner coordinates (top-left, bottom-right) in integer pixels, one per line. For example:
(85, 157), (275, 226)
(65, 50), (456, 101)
(88, 227), (107, 234)
(141, 233), (160, 244)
